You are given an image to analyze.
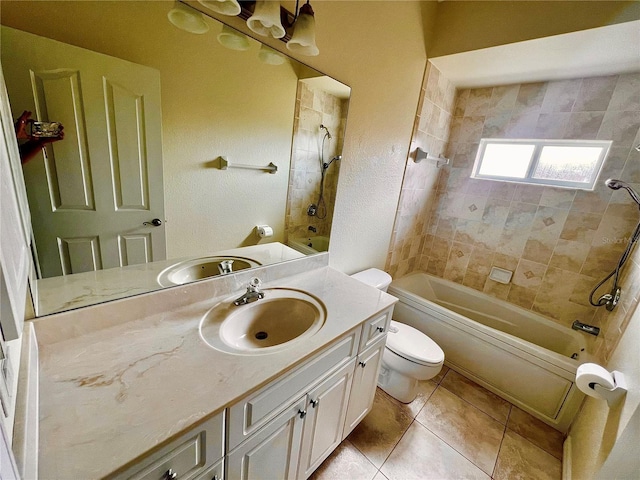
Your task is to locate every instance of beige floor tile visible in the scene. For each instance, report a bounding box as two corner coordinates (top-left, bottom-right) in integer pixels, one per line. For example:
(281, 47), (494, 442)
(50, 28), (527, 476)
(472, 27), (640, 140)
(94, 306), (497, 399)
(379, 380), (438, 418)
(416, 386), (505, 475)
(348, 389), (414, 468)
(309, 440), (378, 480)
(380, 421), (490, 480)
(493, 430), (562, 480)
(441, 369), (511, 424)
(432, 365), (449, 384)
(507, 406), (564, 459)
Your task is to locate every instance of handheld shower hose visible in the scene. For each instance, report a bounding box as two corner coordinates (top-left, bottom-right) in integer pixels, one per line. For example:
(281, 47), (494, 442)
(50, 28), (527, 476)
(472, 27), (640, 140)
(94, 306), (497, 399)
(589, 179), (640, 311)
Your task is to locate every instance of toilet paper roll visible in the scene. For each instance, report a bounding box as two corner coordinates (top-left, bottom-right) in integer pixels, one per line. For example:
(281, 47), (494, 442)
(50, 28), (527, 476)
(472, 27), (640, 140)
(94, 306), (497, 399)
(575, 363), (616, 399)
(256, 225), (273, 238)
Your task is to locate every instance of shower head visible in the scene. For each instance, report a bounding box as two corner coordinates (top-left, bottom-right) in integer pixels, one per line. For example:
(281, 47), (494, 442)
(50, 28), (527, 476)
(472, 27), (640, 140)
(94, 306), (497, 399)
(320, 124), (332, 139)
(322, 155), (341, 170)
(606, 178), (640, 207)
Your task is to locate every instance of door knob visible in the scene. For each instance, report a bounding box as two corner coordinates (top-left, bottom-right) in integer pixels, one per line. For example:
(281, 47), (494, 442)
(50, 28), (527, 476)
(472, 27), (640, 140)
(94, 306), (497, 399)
(143, 218), (162, 226)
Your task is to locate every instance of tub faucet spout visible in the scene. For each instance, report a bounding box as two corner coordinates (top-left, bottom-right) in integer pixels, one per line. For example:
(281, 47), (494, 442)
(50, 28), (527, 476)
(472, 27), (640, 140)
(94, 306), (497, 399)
(572, 320), (600, 336)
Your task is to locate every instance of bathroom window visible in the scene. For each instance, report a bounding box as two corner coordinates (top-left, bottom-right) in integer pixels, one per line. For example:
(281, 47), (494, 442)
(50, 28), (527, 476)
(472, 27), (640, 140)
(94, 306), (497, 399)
(471, 138), (612, 190)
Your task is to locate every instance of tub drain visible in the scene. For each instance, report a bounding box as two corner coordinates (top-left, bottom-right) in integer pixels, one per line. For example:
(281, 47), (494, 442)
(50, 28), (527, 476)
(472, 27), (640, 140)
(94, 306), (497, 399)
(255, 331), (268, 340)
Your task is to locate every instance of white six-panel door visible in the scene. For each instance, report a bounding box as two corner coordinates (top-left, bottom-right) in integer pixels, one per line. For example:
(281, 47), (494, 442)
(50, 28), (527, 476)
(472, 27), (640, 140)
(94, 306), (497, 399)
(1, 26), (165, 278)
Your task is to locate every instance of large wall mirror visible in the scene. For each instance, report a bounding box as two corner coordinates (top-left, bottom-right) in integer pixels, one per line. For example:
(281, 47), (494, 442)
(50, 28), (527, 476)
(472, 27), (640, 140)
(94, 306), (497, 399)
(1, 1), (350, 316)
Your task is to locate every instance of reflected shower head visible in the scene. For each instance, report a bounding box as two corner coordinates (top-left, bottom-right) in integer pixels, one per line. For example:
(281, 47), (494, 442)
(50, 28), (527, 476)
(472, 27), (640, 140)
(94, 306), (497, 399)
(606, 178), (640, 207)
(320, 124), (332, 139)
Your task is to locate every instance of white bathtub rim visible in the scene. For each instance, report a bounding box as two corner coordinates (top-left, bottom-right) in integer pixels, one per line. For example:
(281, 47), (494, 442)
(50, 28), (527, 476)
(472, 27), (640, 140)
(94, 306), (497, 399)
(389, 272), (588, 355)
(388, 286), (586, 377)
(391, 273), (586, 349)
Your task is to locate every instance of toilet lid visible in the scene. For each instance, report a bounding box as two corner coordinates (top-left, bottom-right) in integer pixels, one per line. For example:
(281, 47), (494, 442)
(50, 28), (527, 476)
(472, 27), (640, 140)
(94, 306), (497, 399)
(386, 320), (444, 366)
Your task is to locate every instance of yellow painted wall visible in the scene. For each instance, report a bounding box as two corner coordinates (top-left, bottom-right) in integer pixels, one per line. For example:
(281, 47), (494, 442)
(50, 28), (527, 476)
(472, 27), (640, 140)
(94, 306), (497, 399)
(209, 0), (435, 273)
(1, 1), (298, 258)
(430, 1), (640, 57)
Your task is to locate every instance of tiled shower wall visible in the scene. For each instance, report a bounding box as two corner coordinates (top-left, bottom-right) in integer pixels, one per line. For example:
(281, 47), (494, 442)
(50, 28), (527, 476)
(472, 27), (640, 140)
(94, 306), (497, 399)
(386, 63), (457, 278)
(285, 81), (346, 243)
(388, 64), (640, 359)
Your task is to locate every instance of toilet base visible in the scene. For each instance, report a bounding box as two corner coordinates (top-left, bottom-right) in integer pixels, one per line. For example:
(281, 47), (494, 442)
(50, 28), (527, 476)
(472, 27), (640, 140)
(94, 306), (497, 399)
(377, 364), (420, 403)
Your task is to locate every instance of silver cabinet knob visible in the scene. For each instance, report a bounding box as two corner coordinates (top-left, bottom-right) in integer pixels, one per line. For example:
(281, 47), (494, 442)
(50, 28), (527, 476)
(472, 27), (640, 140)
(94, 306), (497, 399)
(310, 398), (320, 408)
(359, 361), (367, 368)
(298, 409), (307, 419)
(376, 326), (385, 333)
(165, 469), (178, 480)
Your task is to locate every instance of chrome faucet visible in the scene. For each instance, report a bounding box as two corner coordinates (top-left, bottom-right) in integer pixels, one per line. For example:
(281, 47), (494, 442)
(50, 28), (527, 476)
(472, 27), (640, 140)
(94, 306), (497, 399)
(572, 320), (600, 336)
(233, 277), (264, 306)
(218, 260), (234, 275)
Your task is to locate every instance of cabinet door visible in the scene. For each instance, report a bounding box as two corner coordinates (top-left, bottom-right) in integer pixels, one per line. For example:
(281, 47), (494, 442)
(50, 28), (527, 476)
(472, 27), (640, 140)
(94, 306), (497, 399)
(298, 359), (356, 479)
(343, 336), (386, 437)
(195, 457), (223, 480)
(227, 398), (306, 480)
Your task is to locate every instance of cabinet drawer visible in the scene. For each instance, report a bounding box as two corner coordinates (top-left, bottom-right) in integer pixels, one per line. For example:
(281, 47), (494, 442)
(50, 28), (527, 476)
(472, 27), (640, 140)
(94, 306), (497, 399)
(358, 309), (392, 352)
(117, 411), (224, 480)
(228, 328), (360, 450)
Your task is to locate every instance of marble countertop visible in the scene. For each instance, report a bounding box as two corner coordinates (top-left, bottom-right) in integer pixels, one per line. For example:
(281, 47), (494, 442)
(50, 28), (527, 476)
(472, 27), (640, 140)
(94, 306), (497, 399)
(33, 264), (397, 479)
(35, 242), (305, 316)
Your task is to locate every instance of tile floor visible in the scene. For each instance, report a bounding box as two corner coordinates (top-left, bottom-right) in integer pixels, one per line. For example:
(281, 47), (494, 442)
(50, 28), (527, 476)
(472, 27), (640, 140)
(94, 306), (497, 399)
(311, 367), (565, 480)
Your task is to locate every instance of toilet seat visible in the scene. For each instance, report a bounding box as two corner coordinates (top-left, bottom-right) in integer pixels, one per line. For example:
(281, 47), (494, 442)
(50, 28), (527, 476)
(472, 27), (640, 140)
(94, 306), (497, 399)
(386, 320), (444, 366)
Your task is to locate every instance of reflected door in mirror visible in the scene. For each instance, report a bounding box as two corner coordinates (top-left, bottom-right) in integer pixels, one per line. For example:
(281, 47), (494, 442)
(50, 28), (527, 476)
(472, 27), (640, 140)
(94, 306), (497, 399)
(2, 27), (166, 278)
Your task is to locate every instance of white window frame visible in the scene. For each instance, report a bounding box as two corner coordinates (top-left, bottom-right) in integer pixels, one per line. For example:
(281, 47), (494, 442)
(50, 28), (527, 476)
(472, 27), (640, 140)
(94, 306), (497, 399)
(471, 138), (612, 190)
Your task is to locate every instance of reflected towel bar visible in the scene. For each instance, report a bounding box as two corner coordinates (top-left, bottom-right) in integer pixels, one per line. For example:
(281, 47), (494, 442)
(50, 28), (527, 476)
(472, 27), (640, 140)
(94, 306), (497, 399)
(215, 156), (278, 174)
(413, 147), (449, 168)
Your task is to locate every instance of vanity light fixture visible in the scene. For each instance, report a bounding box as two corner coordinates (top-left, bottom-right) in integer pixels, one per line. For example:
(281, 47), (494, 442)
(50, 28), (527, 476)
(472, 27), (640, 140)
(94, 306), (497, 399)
(217, 24), (251, 51)
(286, 1), (319, 56)
(258, 44), (287, 65)
(167, 1), (210, 34)
(246, 0), (286, 39)
(198, 0), (241, 16)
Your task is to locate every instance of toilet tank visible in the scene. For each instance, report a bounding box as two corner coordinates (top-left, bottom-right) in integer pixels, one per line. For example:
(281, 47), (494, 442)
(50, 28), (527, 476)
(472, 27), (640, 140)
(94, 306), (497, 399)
(350, 268), (393, 292)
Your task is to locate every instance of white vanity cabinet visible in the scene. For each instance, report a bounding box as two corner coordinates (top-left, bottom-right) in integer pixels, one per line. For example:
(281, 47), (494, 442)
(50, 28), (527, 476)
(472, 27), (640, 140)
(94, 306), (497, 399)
(343, 335), (387, 437)
(114, 412), (224, 480)
(226, 307), (393, 480)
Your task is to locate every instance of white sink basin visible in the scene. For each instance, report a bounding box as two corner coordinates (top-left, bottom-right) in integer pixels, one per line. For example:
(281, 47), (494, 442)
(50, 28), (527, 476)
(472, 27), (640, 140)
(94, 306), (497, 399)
(157, 256), (261, 286)
(199, 288), (326, 354)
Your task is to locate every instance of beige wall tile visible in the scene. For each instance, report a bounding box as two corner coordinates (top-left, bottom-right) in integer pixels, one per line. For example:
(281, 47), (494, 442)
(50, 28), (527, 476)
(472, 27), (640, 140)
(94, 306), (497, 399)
(548, 239), (590, 273)
(392, 67), (639, 354)
(513, 259), (547, 289)
(507, 285), (538, 309)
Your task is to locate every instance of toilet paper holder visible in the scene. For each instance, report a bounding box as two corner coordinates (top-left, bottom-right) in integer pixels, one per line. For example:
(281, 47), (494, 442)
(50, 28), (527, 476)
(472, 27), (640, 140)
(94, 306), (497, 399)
(577, 364), (628, 407)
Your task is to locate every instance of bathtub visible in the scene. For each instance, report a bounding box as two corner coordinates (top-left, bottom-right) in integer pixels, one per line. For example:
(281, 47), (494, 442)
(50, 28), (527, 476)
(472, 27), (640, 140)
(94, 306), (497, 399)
(288, 236), (329, 255)
(388, 272), (587, 432)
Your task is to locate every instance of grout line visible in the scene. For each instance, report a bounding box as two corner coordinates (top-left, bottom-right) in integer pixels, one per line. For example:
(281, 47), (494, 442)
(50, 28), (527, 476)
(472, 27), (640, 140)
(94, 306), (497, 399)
(436, 382), (510, 426)
(412, 414), (495, 477)
(491, 416), (509, 478)
(507, 429), (564, 462)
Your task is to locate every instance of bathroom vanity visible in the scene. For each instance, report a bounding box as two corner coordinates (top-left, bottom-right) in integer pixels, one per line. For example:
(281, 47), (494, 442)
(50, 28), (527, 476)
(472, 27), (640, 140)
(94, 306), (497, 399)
(30, 261), (396, 479)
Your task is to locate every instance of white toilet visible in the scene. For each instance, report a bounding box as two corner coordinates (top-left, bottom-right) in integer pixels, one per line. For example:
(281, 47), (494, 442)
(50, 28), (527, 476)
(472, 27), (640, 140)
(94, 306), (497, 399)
(351, 268), (445, 403)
